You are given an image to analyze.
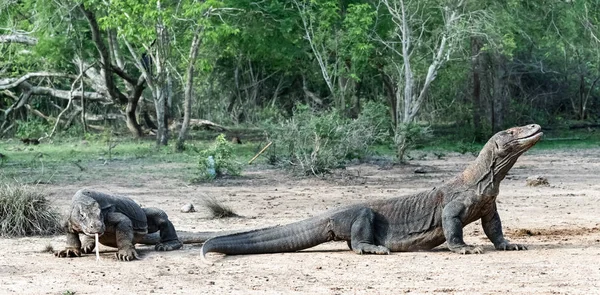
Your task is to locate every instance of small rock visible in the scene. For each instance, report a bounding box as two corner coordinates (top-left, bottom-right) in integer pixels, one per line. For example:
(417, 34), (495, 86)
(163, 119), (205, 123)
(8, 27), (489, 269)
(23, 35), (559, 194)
(526, 175), (549, 187)
(414, 167), (427, 174)
(180, 203), (196, 213)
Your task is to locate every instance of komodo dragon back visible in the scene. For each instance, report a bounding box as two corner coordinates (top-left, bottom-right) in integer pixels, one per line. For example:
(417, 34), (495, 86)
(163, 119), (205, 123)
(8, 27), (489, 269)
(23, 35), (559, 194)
(201, 124), (543, 261)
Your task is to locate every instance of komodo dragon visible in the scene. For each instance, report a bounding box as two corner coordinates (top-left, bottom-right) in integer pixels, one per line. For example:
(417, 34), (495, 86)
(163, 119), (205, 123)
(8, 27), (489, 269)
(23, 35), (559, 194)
(55, 189), (223, 261)
(201, 124), (543, 259)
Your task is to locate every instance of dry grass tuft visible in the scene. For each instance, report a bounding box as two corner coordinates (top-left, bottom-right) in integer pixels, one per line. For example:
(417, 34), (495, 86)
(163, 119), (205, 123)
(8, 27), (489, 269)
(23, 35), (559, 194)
(201, 196), (239, 219)
(0, 183), (62, 237)
(41, 243), (54, 253)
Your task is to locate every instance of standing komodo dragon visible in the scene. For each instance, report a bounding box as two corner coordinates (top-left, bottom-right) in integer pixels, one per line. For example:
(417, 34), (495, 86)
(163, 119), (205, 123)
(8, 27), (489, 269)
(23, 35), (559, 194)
(201, 124), (543, 259)
(55, 189), (223, 261)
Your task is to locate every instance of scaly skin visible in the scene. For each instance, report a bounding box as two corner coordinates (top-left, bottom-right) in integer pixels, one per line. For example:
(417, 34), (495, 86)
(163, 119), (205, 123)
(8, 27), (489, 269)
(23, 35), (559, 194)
(201, 124), (542, 260)
(55, 189), (183, 261)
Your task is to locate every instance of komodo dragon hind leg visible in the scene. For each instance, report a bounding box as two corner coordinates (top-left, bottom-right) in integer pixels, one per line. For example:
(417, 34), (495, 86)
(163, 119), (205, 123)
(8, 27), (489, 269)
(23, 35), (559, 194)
(144, 207), (183, 251)
(350, 207), (390, 255)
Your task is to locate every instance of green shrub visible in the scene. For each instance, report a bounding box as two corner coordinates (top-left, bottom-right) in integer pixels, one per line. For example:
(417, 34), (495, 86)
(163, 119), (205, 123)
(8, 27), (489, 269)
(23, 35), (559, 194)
(356, 100), (392, 144)
(0, 183), (62, 237)
(269, 104), (385, 175)
(454, 140), (480, 155)
(394, 122), (432, 161)
(15, 119), (49, 139)
(197, 134), (242, 180)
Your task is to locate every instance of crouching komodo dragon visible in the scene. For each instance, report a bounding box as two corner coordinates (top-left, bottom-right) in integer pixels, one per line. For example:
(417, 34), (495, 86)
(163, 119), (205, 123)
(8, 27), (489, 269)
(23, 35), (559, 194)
(201, 124), (543, 259)
(55, 189), (222, 261)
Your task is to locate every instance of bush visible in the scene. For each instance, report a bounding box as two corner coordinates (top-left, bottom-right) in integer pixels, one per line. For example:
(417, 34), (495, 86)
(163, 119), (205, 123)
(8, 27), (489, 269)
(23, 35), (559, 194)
(15, 119), (49, 139)
(394, 122), (432, 161)
(0, 184), (62, 237)
(197, 134), (242, 180)
(268, 104), (385, 175)
(356, 100), (392, 144)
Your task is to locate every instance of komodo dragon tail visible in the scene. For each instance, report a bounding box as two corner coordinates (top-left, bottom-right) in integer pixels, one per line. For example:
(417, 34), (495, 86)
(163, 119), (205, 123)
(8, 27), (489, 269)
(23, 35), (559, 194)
(201, 216), (332, 261)
(139, 230), (240, 245)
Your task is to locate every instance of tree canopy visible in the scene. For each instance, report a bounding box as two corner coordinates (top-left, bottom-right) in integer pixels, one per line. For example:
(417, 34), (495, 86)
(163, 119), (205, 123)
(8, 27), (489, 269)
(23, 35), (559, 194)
(2, 0), (599, 154)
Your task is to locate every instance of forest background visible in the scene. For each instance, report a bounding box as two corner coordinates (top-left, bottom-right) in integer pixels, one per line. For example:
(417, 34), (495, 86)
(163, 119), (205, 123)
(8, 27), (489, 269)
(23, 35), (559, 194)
(2, 0), (600, 173)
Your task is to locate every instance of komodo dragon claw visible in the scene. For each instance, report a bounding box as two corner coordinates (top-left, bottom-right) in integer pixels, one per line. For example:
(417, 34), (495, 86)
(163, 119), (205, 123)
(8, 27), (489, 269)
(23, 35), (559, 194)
(155, 240), (183, 251)
(496, 242), (527, 251)
(55, 248), (82, 258)
(115, 248), (139, 261)
(450, 245), (484, 255)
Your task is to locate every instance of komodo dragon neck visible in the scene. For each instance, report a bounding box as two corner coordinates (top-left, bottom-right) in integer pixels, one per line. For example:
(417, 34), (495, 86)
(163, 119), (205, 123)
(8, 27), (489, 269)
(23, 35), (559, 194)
(449, 129), (539, 197)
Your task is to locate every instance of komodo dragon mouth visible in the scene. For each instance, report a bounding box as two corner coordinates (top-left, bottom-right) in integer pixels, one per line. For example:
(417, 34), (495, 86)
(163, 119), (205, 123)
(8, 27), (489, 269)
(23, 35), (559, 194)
(515, 125), (543, 144)
(501, 124), (543, 149)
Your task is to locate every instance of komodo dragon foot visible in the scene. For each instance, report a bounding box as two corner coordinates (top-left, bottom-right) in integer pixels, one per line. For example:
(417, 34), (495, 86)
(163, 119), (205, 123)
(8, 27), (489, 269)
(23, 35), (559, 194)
(116, 247), (139, 261)
(449, 245), (484, 255)
(81, 236), (96, 254)
(495, 242), (527, 251)
(55, 247), (82, 258)
(155, 240), (183, 251)
(353, 244), (391, 255)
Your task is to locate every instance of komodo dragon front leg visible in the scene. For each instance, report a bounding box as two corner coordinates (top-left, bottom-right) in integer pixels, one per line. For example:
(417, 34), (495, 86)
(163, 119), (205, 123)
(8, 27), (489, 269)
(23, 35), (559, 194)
(102, 212), (141, 261)
(442, 200), (484, 254)
(55, 230), (84, 257)
(481, 203), (526, 251)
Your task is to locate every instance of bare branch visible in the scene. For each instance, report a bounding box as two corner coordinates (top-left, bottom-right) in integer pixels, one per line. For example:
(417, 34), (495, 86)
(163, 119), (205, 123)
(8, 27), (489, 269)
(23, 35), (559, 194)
(0, 34), (38, 45)
(0, 72), (75, 90)
(15, 81), (107, 101)
(49, 62), (88, 138)
(293, 0), (335, 96)
(79, 3), (128, 104)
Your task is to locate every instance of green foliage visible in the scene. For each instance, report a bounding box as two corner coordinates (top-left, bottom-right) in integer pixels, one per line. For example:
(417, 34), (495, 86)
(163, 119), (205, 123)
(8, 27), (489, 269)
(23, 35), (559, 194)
(356, 100), (392, 144)
(394, 123), (432, 161)
(197, 134), (242, 180)
(454, 140), (480, 156)
(15, 119), (49, 139)
(4, 0), (600, 148)
(0, 183), (62, 237)
(269, 104), (385, 175)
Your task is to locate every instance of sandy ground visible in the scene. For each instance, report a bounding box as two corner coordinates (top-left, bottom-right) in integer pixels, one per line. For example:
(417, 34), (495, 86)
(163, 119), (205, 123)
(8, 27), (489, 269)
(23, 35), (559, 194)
(1, 147), (600, 295)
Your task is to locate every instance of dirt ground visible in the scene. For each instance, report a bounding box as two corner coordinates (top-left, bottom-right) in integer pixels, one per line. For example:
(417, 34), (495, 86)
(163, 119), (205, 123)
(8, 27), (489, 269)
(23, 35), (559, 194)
(1, 147), (600, 295)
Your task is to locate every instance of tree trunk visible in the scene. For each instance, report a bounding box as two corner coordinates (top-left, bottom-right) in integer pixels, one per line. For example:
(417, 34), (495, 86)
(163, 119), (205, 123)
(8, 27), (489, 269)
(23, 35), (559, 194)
(176, 27), (202, 152)
(79, 56), (88, 134)
(471, 37), (484, 141)
(154, 85), (168, 145)
(125, 99), (142, 138)
(578, 73), (585, 120)
(152, 21), (170, 146)
(491, 54), (507, 133)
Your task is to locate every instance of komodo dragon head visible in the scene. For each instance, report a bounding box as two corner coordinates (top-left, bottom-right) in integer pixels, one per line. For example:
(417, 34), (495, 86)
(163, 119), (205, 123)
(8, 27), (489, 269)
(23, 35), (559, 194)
(69, 195), (105, 236)
(461, 124), (543, 195)
(488, 124), (542, 173)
